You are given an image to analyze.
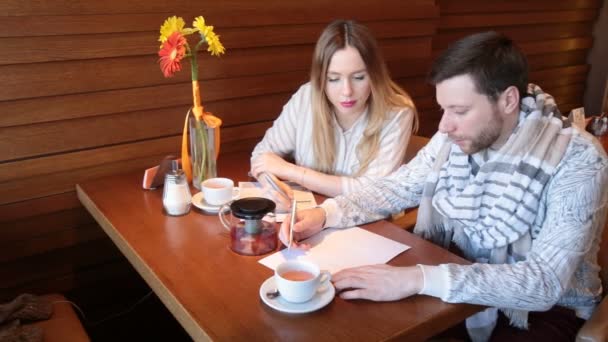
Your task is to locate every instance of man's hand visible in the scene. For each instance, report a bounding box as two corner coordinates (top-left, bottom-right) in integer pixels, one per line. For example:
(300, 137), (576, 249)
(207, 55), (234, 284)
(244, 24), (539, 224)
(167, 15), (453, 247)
(279, 207), (326, 248)
(332, 265), (424, 301)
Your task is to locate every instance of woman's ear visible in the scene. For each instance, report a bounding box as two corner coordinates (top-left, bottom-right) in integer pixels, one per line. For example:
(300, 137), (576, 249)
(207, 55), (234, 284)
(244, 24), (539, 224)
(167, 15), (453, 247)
(500, 85), (520, 115)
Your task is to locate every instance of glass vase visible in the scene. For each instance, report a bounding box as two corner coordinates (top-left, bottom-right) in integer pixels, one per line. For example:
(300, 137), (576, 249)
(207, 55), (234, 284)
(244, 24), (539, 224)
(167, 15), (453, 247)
(188, 108), (217, 189)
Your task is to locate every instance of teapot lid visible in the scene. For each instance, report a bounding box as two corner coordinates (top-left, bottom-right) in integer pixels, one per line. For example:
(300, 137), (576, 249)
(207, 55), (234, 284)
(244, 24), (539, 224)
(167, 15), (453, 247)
(230, 197), (275, 220)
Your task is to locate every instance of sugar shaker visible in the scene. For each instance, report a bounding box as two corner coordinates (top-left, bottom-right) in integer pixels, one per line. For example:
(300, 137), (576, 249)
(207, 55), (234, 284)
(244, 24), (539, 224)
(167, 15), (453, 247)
(162, 161), (192, 216)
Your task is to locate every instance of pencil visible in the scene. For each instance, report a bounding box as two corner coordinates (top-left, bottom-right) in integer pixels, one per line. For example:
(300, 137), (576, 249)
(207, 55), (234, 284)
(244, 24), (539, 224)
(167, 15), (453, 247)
(288, 198), (296, 250)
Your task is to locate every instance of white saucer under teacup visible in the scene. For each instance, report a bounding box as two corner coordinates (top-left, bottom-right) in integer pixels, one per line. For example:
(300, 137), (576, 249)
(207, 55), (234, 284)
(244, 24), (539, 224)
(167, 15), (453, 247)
(259, 276), (335, 314)
(191, 189), (239, 214)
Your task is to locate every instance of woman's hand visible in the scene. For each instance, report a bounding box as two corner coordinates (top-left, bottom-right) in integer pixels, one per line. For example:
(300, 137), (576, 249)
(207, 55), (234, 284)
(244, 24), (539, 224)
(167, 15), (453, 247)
(258, 172), (293, 212)
(251, 152), (293, 181)
(279, 207), (327, 249)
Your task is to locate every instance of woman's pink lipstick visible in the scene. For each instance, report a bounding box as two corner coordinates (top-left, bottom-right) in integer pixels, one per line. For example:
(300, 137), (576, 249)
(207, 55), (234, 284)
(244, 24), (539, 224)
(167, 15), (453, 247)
(340, 100), (356, 108)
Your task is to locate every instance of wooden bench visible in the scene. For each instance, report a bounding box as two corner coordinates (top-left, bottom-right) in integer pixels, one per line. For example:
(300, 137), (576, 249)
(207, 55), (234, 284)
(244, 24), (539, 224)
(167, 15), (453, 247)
(29, 294), (90, 342)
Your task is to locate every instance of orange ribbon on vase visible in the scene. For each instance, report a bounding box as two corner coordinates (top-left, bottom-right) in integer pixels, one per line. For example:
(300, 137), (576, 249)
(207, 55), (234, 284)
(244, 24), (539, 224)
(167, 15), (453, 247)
(181, 81), (222, 181)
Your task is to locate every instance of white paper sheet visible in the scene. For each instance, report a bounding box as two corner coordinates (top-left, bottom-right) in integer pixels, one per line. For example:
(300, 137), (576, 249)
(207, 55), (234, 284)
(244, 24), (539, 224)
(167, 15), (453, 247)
(238, 182), (317, 222)
(258, 227), (410, 274)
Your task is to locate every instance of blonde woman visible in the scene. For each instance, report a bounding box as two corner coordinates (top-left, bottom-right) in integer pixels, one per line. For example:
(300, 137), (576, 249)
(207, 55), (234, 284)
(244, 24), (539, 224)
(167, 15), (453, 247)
(251, 19), (417, 206)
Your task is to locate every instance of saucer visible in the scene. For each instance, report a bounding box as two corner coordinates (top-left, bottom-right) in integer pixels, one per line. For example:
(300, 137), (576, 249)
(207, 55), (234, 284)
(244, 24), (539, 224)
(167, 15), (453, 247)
(259, 276), (335, 314)
(191, 189), (239, 214)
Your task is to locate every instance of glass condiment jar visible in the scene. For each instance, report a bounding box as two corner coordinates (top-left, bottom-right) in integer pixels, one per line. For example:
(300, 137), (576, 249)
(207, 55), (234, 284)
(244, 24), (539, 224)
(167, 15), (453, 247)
(162, 165), (192, 216)
(219, 197), (277, 256)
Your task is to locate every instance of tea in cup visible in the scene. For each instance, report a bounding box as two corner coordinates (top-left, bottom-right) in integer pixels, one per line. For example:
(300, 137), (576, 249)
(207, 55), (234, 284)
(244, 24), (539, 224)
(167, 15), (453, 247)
(275, 260), (331, 303)
(201, 178), (234, 206)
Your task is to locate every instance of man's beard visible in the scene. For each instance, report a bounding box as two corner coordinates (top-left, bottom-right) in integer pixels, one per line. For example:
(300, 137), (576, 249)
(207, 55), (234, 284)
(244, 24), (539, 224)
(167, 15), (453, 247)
(461, 109), (503, 154)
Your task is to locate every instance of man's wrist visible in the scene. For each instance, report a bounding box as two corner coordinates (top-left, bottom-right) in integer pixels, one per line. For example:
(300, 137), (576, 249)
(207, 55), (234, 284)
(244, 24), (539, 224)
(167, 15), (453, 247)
(416, 264), (449, 299)
(318, 199), (341, 228)
(414, 265), (426, 294)
(314, 205), (328, 229)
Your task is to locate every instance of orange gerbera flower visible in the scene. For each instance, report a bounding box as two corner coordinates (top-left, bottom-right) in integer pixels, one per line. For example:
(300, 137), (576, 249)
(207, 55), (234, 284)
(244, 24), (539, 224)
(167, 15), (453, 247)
(158, 32), (187, 77)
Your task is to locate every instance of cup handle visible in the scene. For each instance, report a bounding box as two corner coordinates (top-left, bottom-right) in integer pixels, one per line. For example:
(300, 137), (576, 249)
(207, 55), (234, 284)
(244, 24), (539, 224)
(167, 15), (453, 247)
(317, 270), (332, 292)
(218, 204), (231, 231)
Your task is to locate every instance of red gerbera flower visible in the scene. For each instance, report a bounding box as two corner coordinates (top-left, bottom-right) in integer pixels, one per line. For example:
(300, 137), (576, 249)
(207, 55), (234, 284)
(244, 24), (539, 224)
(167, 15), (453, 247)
(158, 32), (187, 78)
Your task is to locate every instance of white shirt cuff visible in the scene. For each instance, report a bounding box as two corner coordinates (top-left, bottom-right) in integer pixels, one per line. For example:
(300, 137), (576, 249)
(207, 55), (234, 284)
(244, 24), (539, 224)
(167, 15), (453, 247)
(417, 264), (449, 299)
(320, 199), (342, 228)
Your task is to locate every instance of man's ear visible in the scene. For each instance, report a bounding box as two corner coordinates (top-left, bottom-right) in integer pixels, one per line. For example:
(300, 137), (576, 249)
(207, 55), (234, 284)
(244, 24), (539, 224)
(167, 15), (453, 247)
(500, 85), (520, 115)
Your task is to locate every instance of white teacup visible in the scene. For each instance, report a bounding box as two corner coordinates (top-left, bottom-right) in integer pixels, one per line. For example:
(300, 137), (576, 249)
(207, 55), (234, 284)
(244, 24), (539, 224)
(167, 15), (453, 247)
(275, 260), (331, 303)
(201, 178), (234, 206)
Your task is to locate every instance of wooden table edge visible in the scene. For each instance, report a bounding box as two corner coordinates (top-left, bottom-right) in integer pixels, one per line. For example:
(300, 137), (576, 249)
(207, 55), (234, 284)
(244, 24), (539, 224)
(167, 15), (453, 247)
(76, 184), (212, 342)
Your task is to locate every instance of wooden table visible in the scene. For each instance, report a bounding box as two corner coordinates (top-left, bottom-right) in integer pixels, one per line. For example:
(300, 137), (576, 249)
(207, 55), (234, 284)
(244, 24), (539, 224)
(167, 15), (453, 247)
(76, 152), (481, 341)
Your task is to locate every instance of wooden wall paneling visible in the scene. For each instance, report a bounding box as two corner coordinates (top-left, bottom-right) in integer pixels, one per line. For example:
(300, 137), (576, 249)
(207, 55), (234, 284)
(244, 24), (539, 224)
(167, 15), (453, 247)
(433, 36), (593, 58)
(0, 137), (180, 184)
(1, 32), (157, 65)
(0, 22), (434, 65)
(518, 37), (593, 55)
(0, 224), (105, 263)
(526, 50), (589, 71)
(0, 192), (82, 223)
(0, 153), (174, 205)
(379, 37), (433, 61)
(0, 71), (306, 129)
(545, 88), (587, 114)
(1, 207), (94, 243)
(0, 14), (171, 37)
(388, 59), (433, 79)
(1, 0), (439, 20)
(2, 111), (185, 161)
(0, 123), (267, 193)
(529, 65), (589, 87)
(439, 9), (598, 29)
(439, 0), (601, 14)
(0, 48), (306, 102)
(1, 20), (433, 67)
(433, 22), (594, 50)
(1, 103), (278, 163)
(536, 77), (588, 95)
(0, 35), (431, 105)
(0, 121), (271, 204)
(395, 77), (434, 98)
(221, 20), (437, 49)
(410, 94), (441, 137)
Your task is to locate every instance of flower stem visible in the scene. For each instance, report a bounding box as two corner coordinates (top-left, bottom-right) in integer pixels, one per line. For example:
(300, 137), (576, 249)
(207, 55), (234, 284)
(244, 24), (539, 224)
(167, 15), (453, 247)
(187, 44), (198, 81)
(193, 116), (210, 181)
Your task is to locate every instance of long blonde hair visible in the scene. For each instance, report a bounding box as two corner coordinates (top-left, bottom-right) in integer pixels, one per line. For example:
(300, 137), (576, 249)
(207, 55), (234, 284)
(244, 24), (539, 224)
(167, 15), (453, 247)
(310, 20), (418, 175)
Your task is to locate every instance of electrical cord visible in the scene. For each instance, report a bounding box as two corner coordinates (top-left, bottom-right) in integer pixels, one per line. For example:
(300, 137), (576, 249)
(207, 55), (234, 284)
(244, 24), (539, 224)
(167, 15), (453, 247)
(52, 290), (154, 328)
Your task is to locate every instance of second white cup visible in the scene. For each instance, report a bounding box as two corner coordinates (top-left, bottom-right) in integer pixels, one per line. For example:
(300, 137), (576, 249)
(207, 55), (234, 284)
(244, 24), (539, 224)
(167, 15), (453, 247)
(201, 177), (234, 206)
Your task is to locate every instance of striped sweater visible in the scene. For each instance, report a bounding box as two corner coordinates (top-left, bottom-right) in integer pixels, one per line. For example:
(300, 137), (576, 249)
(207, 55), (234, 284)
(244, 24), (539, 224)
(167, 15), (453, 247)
(251, 82), (414, 194)
(322, 130), (608, 318)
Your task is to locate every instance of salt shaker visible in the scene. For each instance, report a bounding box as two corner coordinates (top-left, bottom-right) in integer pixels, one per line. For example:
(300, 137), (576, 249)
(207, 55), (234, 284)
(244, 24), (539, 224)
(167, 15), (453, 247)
(162, 161), (192, 216)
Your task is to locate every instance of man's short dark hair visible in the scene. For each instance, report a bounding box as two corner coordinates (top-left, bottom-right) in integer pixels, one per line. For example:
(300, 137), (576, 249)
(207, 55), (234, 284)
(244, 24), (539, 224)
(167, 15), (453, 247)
(429, 31), (528, 102)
